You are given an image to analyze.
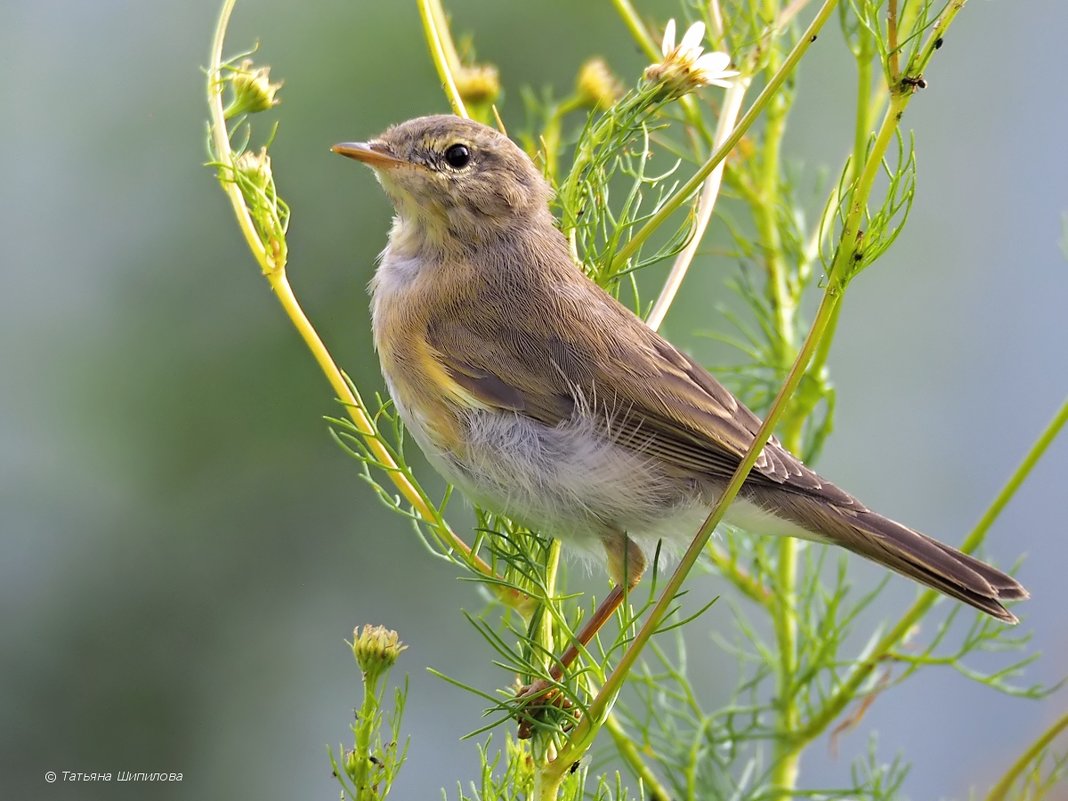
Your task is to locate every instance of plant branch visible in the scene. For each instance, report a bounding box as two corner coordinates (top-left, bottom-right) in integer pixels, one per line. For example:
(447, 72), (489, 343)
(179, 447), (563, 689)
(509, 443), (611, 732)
(646, 78), (749, 331)
(549, 282), (845, 781)
(610, 0), (711, 144)
(610, 0), (839, 272)
(798, 395), (1067, 743)
(418, 0), (468, 118)
(985, 709), (1068, 801)
(206, 0), (526, 607)
(604, 712), (672, 801)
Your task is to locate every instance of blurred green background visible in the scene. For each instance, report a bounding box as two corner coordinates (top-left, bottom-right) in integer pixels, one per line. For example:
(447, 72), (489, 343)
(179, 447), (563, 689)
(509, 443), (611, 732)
(2, 0), (1066, 798)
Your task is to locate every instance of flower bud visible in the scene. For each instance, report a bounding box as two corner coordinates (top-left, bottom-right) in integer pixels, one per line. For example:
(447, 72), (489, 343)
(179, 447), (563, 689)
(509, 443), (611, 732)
(234, 147), (273, 192)
(576, 58), (622, 110)
(352, 624), (406, 678)
(455, 63), (501, 107)
(226, 59), (282, 119)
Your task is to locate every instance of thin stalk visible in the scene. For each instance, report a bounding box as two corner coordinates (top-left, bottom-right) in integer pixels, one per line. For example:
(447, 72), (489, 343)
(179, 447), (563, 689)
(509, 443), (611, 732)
(707, 544), (773, 607)
(537, 538), (564, 676)
(540, 1), (842, 784)
(418, 0), (468, 118)
(550, 0), (977, 775)
(207, 0), (268, 273)
(769, 537), (800, 793)
(610, 0), (663, 61)
(965, 396), (1067, 551)
(985, 709), (1068, 801)
(770, 398), (805, 797)
(755, 38), (796, 362)
(852, 23), (874, 179)
(759, 2), (803, 790)
(798, 396), (1067, 743)
(604, 712), (672, 801)
(535, 764), (565, 801)
(206, 0), (527, 606)
(646, 78), (749, 331)
(351, 671), (382, 798)
(548, 283), (844, 781)
(887, 0), (901, 81)
(610, 0), (712, 144)
(610, 0), (839, 271)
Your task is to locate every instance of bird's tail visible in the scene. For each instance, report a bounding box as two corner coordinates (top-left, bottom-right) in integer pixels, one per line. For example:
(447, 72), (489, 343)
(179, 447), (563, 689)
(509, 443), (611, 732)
(761, 490), (1028, 623)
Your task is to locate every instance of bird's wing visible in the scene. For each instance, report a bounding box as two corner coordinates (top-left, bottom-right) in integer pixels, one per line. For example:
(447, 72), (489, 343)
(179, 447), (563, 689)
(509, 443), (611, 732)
(426, 285), (852, 503)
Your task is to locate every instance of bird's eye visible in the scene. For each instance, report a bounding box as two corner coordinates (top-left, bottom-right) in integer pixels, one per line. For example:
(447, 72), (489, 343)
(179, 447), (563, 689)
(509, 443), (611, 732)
(443, 143), (471, 169)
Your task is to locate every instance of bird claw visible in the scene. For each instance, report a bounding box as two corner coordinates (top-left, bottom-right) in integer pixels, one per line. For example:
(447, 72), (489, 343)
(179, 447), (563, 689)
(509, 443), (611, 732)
(513, 679), (577, 739)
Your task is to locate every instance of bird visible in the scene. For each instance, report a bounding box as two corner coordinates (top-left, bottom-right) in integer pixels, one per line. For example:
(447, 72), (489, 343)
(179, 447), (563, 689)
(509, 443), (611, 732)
(332, 114), (1027, 633)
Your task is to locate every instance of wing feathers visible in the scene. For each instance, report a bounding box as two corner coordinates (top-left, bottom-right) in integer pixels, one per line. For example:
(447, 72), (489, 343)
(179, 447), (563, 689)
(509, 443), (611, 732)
(426, 301), (851, 504)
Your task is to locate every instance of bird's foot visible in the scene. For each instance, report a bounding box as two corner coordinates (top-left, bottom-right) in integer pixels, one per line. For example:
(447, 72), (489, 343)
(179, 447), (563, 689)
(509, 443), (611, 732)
(513, 679), (577, 739)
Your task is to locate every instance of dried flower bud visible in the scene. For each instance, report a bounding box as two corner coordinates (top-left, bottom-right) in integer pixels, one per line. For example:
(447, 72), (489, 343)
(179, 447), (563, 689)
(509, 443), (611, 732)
(576, 58), (622, 110)
(234, 147), (273, 192)
(455, 63), (501, 107)
(343, 748), (359, 775)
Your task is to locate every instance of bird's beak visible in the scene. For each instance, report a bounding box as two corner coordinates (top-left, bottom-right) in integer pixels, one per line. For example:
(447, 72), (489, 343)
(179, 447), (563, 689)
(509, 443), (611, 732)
(331, 140), (407, 169)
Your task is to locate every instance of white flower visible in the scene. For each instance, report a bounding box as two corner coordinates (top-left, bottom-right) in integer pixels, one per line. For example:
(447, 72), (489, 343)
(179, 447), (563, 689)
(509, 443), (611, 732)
(644, 19), (738, 93)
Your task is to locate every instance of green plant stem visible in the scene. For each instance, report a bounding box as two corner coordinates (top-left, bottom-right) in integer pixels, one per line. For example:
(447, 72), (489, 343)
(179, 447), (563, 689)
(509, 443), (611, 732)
(603, 712), (671, 801)
(535, 761), (565, 801)
(418, 0), (468, 118)
(548, 281), (845, 785)
(757, 4), (804, 790)
(966, 397), (1068, 551)
(610, 0), (661, 61)
(646, 78), (749, 331)
(541, 3), (842, 786)
(352, 673), (382, 800)
(824, 90), (906, 288)
(537, 538), (564, 676)
(770, 537), (801, 796)
(610, 0), (839, 272)
(985, 709), (1068, 801)
(770, 421), (804, 796)
(798, 396), (1067, 743)
(609, 0), (711, 143)
(207, 0), (269, 271)
(206, 0), (532, 610)
(852, 28), (875, 183)
(886, 0), (901, 81)
(707, 544), (773, 607)
(755, 28), (795, 363)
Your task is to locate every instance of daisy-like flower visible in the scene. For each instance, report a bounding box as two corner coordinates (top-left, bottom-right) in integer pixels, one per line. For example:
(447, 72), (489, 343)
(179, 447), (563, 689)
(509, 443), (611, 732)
(644, 19), (738, 96)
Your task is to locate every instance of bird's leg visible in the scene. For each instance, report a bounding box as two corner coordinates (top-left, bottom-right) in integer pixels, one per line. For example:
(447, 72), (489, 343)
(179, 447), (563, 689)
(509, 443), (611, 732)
(550, 531), (646, 675)
(515, 533), (645, 737)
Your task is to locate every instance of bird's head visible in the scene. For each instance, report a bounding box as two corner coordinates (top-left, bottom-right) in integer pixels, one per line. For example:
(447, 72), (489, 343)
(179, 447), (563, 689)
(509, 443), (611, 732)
(333, 115), (552, 253)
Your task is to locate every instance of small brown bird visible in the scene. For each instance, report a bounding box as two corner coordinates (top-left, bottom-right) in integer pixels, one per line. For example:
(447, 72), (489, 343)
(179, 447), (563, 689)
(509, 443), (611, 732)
(334, 114), (1027, 626)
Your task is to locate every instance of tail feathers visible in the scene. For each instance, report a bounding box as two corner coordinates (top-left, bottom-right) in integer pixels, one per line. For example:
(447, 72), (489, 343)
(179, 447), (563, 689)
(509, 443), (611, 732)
(767, 491), (1028, 623)
(926, 538), (1029, 601)
(840, 510), (1026, 623)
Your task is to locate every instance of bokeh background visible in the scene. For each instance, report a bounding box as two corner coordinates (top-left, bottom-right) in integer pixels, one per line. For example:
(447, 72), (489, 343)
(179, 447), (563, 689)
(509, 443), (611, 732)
(3, 0), (1066, 798)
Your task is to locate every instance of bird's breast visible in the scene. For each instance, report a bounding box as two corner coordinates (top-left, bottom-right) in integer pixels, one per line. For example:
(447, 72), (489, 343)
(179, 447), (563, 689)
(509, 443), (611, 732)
(370, 254), (480, 457)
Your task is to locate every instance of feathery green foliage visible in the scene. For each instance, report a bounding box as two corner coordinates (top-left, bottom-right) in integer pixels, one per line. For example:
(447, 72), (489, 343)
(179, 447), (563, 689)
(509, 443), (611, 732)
(204, 0), (1067, 799)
